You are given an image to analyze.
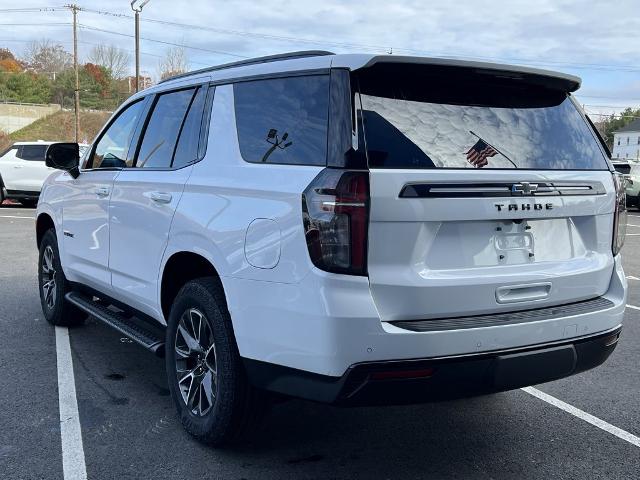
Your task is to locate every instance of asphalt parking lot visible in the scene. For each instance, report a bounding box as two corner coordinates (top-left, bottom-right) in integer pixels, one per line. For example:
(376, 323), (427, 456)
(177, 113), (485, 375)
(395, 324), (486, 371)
(1, 202), (639, 480)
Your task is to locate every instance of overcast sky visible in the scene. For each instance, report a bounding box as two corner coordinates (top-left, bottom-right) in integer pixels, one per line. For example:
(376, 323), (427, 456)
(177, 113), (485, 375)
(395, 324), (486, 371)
(2, 0), (639, 117)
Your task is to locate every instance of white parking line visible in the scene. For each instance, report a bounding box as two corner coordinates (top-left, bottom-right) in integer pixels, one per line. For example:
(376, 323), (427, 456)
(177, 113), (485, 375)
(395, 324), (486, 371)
(0, 215), (34, 219)
(626, 304), (640, 311)
(627, 224), (640, 228)
(521, 387), (640, 448)
(626, 276), (640, 281)
(56, 326), (88, 480)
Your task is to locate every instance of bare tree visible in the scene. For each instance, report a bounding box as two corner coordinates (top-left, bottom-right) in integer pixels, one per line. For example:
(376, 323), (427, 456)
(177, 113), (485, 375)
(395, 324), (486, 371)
(88, 44), (130, 79)
(158, 46), (189, 80)
(23, 39), (72, 78)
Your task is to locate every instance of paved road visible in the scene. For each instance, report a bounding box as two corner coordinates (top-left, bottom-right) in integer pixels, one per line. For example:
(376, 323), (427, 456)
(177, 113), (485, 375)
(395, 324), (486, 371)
(1, 204), (639, 479)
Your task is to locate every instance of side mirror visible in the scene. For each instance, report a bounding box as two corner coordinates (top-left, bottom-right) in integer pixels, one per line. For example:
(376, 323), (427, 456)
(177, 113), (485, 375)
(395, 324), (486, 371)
(45, 143), (80, 179)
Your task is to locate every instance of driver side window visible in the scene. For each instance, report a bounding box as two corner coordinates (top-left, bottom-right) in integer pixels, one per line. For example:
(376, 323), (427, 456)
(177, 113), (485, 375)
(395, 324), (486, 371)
(89, 100), (145, 169)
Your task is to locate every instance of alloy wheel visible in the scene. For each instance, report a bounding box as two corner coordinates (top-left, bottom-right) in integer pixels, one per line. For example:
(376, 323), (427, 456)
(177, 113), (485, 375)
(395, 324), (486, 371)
(175, 308), (218, 416)
(41, 245), (57, 309)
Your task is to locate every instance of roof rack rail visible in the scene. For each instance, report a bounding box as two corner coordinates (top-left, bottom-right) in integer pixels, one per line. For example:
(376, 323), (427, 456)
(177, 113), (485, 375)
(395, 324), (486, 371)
(159, 50), (335, 84)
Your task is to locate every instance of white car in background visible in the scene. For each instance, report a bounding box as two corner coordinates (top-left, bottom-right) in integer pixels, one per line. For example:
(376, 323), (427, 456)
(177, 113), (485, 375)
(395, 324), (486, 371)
(0, 141), (88, 207)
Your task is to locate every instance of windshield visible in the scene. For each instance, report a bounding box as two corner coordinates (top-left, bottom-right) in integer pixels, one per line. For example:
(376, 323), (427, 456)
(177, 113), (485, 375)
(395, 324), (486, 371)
(357, 78), (608, 170)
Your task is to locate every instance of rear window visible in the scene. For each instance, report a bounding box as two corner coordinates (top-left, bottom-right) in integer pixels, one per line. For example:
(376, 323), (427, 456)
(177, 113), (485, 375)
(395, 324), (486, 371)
(357, 72), (608, 170)
(234, 75), (330, 166)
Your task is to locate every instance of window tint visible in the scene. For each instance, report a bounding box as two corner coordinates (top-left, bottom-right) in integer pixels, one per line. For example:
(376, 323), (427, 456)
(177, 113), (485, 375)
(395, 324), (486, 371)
(91, 100), (145, 169)
(17, 145), (47, 161)
(136, 88), (195, 169)
(173, 87), (206, 168)
(613, 163), (631, 175)
(359, 94), (608, 170)
(234, 75), (329, 165)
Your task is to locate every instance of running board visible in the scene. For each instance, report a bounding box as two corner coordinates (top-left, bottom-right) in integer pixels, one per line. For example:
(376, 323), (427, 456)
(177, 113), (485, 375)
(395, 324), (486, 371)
(65, 291), (165, 356)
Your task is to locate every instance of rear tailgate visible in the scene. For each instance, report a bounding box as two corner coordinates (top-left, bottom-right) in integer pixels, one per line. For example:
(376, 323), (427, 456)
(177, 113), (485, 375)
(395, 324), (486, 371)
(352, 60), (615, 322)
(367, 169), (615, 321)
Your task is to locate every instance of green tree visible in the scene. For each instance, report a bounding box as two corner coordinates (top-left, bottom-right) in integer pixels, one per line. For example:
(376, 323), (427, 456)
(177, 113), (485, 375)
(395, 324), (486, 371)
(51, 64), (125, 110)
(595, 107), (640, 150)
(0, 71), (51, 103)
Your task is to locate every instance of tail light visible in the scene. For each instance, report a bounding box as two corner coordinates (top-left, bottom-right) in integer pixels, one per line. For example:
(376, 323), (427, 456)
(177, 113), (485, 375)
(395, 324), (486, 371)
(302, 169), (369, 275)
(612, 172), (627, 256)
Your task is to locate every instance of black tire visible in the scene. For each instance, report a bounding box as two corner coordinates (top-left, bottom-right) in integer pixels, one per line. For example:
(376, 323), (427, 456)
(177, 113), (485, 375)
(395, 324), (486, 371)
(165, 278), (266, 446)
(38, 229), (86, 326)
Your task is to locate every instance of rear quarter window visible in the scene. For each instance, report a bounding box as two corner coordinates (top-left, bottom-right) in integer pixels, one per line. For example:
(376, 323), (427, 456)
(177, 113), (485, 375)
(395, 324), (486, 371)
(233, 75), (330, 166)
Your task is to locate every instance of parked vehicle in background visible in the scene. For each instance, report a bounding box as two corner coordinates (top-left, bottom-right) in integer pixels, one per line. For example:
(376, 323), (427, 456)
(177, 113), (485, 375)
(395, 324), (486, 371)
(612, 159), (631, 177)
(0, 141), (88, 207)
(36, 51), (627, 446)
(624, 161), (640, 209)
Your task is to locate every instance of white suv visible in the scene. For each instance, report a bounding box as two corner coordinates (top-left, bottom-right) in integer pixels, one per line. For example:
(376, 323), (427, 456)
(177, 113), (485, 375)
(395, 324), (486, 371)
(0, 141), (88, 207)
(36, 51), (627, 445)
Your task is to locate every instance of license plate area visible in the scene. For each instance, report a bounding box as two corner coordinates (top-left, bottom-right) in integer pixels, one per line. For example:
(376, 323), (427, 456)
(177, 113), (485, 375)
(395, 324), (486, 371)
(423, 218), (586, 269)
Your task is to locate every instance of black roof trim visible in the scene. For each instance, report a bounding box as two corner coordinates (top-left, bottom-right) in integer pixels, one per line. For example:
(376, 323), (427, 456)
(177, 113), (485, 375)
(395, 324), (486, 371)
(159, 50), (335, 84)
(356, 55), (582, 93)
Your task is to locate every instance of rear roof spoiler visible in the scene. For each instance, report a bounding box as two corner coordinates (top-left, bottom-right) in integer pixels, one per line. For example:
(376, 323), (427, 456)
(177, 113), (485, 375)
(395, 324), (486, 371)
(355, 55), (581, 93)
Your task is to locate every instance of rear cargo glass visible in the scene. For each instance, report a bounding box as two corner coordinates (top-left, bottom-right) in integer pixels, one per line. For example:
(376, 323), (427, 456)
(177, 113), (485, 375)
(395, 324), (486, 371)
(356, 72), (608, 170)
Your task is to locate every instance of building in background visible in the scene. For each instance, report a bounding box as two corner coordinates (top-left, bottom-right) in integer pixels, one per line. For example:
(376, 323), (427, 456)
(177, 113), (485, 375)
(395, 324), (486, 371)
(612, 118), (640, 161)
(126, 75), (153, 92)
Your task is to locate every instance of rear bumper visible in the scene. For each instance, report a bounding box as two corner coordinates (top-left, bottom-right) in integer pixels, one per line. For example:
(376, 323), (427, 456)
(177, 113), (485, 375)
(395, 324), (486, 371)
(227, 255), (626, 377)
(244, 326), (622, 405)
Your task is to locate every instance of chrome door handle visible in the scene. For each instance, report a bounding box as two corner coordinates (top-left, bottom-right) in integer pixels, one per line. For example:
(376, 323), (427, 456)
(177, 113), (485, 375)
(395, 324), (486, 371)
(149, 191), (172, 204)
(95, 187), (110, 197)
(13, 165), (23, 169)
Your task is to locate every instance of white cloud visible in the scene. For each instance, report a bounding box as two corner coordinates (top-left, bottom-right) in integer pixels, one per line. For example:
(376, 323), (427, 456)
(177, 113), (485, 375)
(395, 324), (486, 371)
(2, 0), (639, 109)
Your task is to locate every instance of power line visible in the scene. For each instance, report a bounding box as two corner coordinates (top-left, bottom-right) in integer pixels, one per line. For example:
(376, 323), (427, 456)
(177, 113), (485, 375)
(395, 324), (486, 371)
(4, 6), (640, 75)
(77, 23), (248, 59)
(576, 95), (640, 102)
(0, 22), (71, 27)
(0, 37), (210, 66)
(78, 7), (640, 73)
(0, 7), (65, 13)
(583, 103), (640, 109)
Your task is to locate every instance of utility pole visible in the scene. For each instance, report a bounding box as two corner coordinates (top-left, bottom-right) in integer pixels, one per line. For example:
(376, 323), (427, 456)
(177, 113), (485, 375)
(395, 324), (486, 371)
(134, 7), (139, 92)
(66, 4), (81, 142)
(72, 5), (79, 143)
(131, 0), (151, 93)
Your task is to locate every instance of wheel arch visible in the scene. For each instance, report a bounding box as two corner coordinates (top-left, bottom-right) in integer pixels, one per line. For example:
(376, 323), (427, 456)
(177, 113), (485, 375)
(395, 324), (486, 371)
(160, 251), (227, 322)
(36, 213), (55, 248)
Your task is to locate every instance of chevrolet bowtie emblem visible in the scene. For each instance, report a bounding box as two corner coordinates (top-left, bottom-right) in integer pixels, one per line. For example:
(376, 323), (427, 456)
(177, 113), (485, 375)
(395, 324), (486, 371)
(512, 182), (538, 195)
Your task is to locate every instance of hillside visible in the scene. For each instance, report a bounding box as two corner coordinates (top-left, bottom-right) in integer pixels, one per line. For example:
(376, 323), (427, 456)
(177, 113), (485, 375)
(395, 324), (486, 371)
(0, 109), (112, 151)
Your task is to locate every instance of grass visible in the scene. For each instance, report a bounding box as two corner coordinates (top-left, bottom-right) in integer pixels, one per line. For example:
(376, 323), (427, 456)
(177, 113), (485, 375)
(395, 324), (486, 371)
(0, 110), (112, 151)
